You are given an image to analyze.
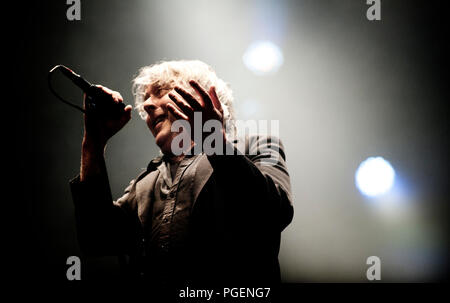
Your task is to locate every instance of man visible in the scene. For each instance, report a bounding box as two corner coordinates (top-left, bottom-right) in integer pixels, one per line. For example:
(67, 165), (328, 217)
(70, 60), (293, 285)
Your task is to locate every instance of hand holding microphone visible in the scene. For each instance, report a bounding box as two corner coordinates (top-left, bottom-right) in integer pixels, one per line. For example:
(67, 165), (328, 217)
(82, 84), (132, 148)
(48, 65), (133, 147)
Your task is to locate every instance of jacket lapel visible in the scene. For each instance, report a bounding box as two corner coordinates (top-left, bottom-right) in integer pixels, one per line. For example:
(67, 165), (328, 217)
(192, 154), (213, 208)
(131, 157), (163, 226)
(135, 169), (160, 226)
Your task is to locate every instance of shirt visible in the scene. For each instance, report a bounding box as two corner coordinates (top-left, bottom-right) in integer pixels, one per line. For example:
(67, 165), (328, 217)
(144, 154), (201, 282)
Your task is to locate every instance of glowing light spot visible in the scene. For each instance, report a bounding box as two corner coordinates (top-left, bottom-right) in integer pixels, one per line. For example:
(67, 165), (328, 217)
(243, 41), (284, 75)
(355, 157), (395, 197)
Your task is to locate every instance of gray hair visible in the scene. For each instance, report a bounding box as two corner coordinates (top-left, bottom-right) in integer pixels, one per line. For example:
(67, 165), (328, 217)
(132, 60), (236, 138)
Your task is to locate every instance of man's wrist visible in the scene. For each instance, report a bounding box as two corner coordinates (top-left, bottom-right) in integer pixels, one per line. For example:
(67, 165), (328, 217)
(82, 135), (106, 154)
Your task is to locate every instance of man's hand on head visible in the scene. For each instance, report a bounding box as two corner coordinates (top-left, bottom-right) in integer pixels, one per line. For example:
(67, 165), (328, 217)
(167, 80), (226, 147)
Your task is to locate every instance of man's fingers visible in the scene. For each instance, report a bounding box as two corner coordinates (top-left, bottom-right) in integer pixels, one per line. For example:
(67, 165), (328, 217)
(189, 80), (214, 109)
(118, 105), (132, 125)
(209, 86), (223, 112)
(168, 93), (194, 116)
(174, 86), (202, 111)
(120, 104), (132, 116)
(97, 84), (113, 96)
(124, 105), (132, 120)
(113, 92), (124, 103)
(167, 103), (189, 120)
(96, 84), (123, 104)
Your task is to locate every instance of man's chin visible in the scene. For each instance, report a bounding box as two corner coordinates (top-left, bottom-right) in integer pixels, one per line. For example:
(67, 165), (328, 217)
(155, 132), (173, 154)
(155, 133), (166, 147)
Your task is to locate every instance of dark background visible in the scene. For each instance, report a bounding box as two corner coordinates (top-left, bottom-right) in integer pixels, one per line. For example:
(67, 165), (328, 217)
(11, 0), (448, 283)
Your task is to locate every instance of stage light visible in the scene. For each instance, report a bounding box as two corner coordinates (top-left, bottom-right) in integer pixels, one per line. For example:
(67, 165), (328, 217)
(242, 40), (284, 75)
(355, 157), (395, 197)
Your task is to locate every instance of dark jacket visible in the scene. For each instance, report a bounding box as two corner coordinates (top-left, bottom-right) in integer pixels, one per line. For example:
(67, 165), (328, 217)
(70, 136), (293, 285)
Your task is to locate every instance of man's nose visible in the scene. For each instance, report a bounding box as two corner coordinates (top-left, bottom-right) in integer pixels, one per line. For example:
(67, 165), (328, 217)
(143, 98), (158, 114)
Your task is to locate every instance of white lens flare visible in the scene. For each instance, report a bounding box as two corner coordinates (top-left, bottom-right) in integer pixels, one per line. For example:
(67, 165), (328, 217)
(355, 157), (395, 197)
(243, 40), (284, 75)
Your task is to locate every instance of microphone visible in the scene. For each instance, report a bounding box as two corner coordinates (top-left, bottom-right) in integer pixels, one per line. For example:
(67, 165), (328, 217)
(48, 65), (125, 117)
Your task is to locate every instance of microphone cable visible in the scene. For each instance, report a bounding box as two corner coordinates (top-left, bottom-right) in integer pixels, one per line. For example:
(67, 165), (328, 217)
(48, 65), (86, 114)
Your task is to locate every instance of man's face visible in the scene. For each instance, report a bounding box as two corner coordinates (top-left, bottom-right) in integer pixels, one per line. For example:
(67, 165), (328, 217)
(143, 89), (181, 155)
